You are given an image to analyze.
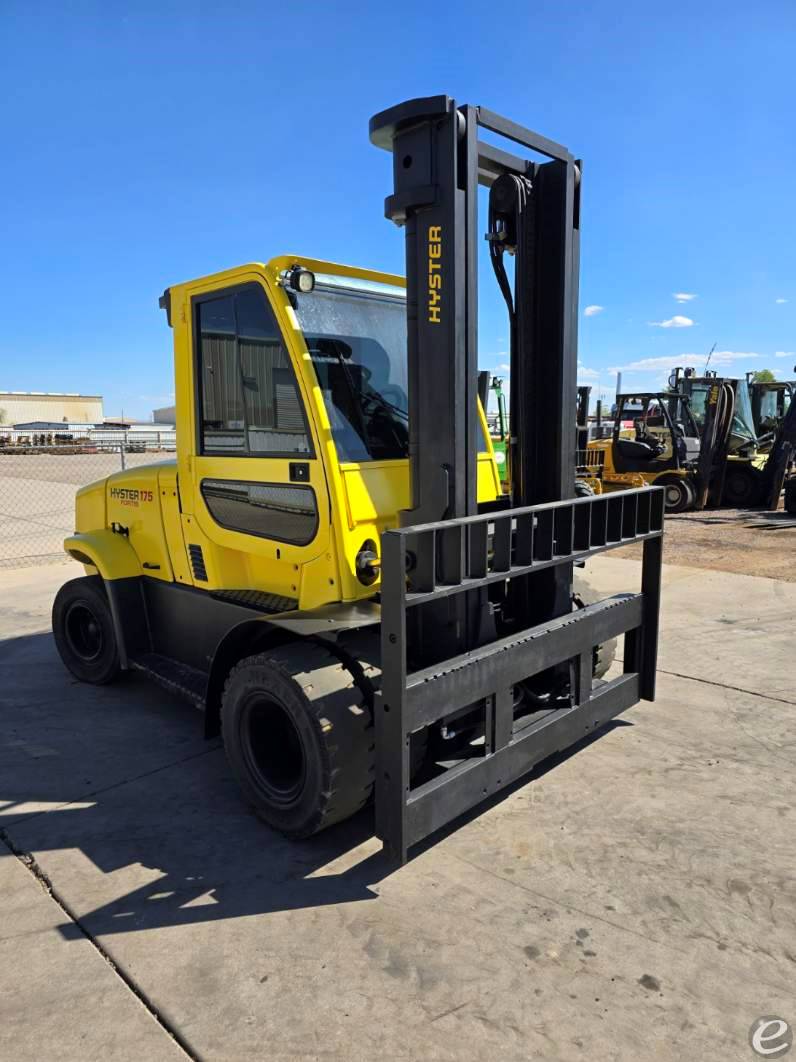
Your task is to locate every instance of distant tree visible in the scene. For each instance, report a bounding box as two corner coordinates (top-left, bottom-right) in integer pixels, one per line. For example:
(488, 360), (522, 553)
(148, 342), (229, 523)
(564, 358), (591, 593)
(751, 369), (776, 383)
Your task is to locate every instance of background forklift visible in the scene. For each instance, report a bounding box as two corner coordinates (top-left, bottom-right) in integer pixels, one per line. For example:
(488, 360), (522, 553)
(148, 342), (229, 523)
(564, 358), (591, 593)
(485, 374), (509, 487)
(493, 379), (601, 495)
(587, 390), (701, 511)
(52, 96), (663, 865)
(747, 374), (794, 442)
(574, 385), (605, 495)
(671, 367), (766, 507)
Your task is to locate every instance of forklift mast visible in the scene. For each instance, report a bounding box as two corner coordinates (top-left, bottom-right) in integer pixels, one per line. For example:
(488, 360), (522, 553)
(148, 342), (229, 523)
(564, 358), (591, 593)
(371, 96), (580, 626)
(369, 97), (663, 862)
(672, 370), (748, 507)
(760, 393), (796, 509)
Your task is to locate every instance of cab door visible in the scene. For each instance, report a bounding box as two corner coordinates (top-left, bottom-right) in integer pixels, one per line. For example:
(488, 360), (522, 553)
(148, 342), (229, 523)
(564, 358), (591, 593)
(181, 277), (331, 605)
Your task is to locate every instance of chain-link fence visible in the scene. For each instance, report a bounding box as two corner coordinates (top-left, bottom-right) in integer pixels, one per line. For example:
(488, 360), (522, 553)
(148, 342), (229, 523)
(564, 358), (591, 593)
(0, 430), (176, 568)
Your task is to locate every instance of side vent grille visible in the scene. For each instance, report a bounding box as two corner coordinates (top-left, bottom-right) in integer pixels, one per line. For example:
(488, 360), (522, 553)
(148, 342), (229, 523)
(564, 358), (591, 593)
(188, 544), (208, 582)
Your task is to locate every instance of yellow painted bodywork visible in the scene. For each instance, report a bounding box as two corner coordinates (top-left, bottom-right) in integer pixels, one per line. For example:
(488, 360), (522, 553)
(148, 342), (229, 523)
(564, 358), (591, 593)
(69, 256), (502, 611)
(587, 437), (687, 490)
(65, 529), (142, 580)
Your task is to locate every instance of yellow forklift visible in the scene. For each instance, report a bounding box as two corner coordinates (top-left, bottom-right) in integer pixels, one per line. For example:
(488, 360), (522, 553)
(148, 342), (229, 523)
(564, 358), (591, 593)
(671, 368), (765, 507)
(588, 391), (701, 511)
(52, 96), (663, 864)
(747, 375), (794, 444)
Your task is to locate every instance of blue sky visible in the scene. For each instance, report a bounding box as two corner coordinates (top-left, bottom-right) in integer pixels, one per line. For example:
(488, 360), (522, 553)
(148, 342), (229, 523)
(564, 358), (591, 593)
(2, 1), (794, 419)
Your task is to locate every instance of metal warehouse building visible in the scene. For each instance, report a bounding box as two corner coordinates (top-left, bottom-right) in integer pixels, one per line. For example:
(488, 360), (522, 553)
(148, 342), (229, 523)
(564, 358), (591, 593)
(0, 392), (104, 426)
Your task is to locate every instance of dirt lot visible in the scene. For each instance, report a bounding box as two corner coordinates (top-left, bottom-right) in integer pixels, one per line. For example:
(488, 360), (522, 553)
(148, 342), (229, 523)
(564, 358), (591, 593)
(620, 505), (796, 581)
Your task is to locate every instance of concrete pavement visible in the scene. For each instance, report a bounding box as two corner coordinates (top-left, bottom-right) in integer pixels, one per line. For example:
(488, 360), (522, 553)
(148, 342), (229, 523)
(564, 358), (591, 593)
(1, 557), (794, 1061)
(0, 814), (186, 1061)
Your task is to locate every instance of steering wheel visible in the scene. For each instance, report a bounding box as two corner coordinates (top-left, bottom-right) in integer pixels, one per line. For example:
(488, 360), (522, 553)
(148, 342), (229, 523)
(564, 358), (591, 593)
(379, 385), (408, 412)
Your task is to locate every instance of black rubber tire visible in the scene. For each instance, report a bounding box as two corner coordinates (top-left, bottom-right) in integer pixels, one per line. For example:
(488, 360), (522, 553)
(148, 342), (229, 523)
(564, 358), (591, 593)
(656, 475), (695, 514)
(785, 477), (796, 515)
(574, 479), (595, 497)
(52, 576), (120, 685)
(221, 641), (375, 837)
(572, 576), (617, 680)
(336, 628), (429, 777)
(722, 464), (762, 508)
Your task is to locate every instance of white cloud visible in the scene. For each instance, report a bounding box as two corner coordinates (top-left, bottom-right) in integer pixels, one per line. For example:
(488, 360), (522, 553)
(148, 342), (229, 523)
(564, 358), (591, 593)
(577, 362), (600, 380)
(497, 363), (511, 372)
(775, 298), (788, 304)
(610, 351), (761, 373)
(584, 305), (604, 317)
(649, 315), (694, 328)
(709, 351), (762, 363)
(608, 356), (677, 373)
(673, 292), (697, 303)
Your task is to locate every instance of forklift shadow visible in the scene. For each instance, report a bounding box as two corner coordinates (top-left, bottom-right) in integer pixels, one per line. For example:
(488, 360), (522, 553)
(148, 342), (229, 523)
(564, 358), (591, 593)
(0, 632), (631, 940)
(743, 510), (796, 530)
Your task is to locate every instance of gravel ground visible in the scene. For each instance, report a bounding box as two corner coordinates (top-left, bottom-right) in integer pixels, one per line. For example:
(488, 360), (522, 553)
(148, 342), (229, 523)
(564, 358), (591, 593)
(619, 504), (796, 581)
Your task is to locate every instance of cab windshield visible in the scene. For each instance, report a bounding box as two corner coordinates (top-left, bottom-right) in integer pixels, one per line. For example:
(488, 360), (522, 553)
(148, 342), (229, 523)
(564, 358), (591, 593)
(293, 276), (409, 462)
(733, 380), (758, 444)
(688, 381), (757, 447)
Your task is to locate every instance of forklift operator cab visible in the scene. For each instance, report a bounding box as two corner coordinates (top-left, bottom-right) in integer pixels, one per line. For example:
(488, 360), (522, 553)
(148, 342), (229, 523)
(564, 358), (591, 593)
(611, 394), (698, 474)
(159, 259), (502, 609)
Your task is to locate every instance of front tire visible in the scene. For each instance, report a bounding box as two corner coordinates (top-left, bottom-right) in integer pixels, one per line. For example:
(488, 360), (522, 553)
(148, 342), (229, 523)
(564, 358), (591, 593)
(52, 576), (120, 685)
(722, 464), (761, 507)
(572, 577), (617, 680)
(221, 641), (375, 837)
(657, 475), (695, 514)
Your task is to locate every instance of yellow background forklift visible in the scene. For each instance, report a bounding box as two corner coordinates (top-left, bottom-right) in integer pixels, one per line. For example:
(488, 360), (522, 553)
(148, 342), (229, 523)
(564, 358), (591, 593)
(673, 368), (766, 507)
(53, 96), (663, 864)
(588, 391), (700, 512)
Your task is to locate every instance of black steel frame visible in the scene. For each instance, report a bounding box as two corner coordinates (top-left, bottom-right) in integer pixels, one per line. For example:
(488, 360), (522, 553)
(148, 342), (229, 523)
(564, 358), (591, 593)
(370, 97), (664, 865)
(375, 487), (663, 864)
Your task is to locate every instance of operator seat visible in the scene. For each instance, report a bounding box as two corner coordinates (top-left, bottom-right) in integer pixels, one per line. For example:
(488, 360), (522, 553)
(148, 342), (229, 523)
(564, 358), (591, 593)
(614, 438), (660, 462)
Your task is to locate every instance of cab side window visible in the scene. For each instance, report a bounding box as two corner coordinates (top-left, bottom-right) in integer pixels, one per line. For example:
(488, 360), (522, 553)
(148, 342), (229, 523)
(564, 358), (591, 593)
(196, 284), (311, 456)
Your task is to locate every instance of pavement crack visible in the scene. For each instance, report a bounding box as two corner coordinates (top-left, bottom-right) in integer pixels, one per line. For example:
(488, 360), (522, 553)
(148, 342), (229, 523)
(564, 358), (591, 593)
(656, 667), (796, 706)
(0, 829), (201, 1061)
(429, 1000), (470, 1023)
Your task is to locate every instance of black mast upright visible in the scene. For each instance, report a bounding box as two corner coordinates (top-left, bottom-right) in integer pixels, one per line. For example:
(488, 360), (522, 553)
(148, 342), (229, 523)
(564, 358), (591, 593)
(369, 96), (479, 528)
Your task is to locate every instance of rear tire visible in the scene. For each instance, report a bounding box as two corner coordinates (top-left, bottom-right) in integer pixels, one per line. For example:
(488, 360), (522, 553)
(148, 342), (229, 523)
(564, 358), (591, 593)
(221, 641), (375, 837)
(52, 576), (120, 685)
(785, 477), (796, 515)
(722, 464), (762, 507)
(657, 475), (694, 514)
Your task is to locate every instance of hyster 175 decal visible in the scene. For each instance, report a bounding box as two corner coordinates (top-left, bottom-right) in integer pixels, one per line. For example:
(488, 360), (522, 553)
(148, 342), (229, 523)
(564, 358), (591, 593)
(428, 225), (442, 323)
(110, 487), (153, 507)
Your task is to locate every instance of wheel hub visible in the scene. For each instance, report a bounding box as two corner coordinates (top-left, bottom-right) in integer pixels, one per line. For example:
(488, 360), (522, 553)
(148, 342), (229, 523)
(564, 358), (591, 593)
(64, 602), (104, 662)
(241, 695), (306, 806)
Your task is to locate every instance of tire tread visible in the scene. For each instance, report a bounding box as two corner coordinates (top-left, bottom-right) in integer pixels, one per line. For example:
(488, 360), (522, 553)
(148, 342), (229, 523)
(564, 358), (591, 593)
(221, 640), (375, 836)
